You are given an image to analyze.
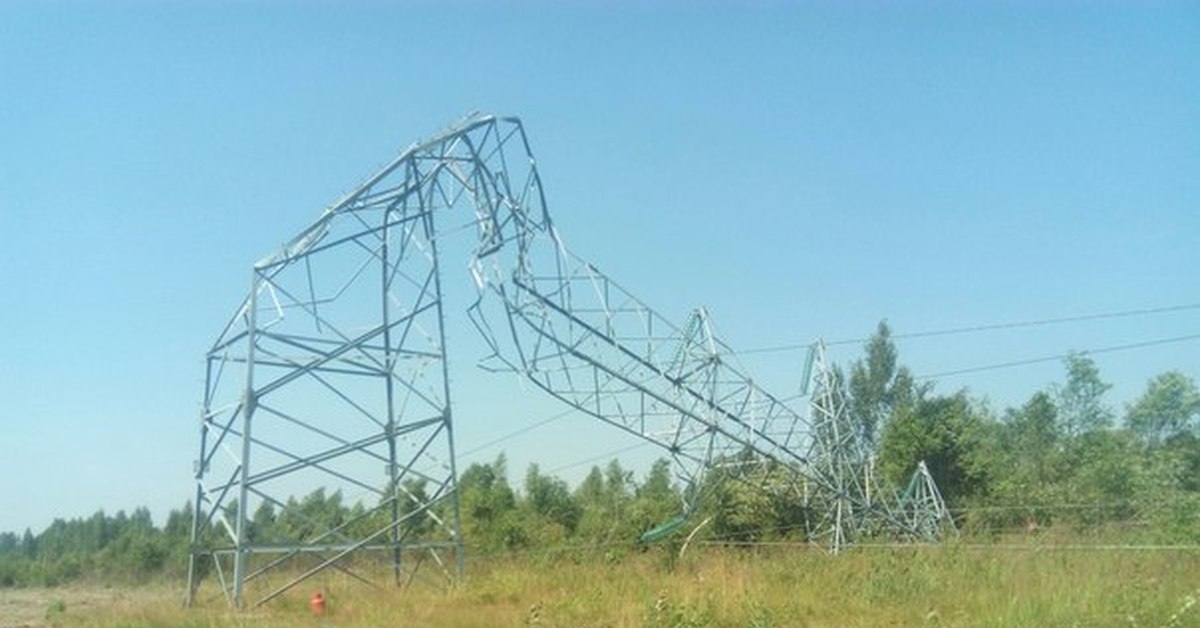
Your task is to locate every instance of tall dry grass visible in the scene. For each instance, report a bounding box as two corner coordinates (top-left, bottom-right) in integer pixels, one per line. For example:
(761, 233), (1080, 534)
(47, 541), (1200, 627)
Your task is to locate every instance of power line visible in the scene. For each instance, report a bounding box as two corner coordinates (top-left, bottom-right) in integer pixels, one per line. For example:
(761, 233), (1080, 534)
(733, 302), (1200, 355)
(458, 411), (658, 476)
(545, 441), (654, 475)
(915, 333), (1200, 380)
(458, 407), (578, 460)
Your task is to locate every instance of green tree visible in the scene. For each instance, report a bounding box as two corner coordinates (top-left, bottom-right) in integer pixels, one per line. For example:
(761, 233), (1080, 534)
(101, 510), (165, 581)
(249, 500), (277, 542)
(522, 464), (582, 542)
(573, 461), (636, 544)
(396, 478), (435, 538)
(19, 528), (36, 559)
(848, 321), (917, 449)
(1060, 430), (1138, 525)
(701, 453), (803, 543)
(1054, 353), (1113, 437)
(1007, 392), (1059, 455)
(1125, 371), (1200, 446)
(275, 489), (346, 542)
(163, 503), (193, 540)
(1005, 392), (1061, 480)
(849, 321), (902, 449)
(457, 455), (524, 551)
(878, 392), (991, 505)
(630, 459), (682, 537)
(162, 503), (194, 574)
(982, 391), (1066, 524)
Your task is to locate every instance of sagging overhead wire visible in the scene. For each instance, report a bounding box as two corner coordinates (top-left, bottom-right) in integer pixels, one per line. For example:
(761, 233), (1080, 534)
(458, 407), (578, 461)
(732, 302), (1200, 355)
(458, 407), (655, 476)
(916, 333), (1200, 380)
(546, 441), (654, 475)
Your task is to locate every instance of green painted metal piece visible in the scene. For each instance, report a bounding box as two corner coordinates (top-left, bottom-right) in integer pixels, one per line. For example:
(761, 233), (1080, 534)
(638, 514), (690, 544)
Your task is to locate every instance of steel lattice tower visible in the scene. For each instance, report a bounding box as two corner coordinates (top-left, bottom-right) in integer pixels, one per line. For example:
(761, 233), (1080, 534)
(187, 115), (545, 607)
(188, 113), (951, 608)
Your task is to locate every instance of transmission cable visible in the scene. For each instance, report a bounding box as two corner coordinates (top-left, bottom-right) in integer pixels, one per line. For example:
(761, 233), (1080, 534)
(733, 302), (1200, 355)
(458, 407), (578, 461)
(916, 333), (1200, 380)
(545, 441), (654, 475)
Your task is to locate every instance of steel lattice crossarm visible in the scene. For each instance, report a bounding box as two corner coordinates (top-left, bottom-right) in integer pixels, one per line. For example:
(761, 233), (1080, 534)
(480, 259), (820, 495)
(476, 253), (933, 543)
(463, 156), (934, 548)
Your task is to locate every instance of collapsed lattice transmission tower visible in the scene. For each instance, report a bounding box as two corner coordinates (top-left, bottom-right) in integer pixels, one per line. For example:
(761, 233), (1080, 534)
(187, 113), (950, 608)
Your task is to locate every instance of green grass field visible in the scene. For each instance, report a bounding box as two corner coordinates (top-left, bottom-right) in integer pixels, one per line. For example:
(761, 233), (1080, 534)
(12, 542), (1199, 627)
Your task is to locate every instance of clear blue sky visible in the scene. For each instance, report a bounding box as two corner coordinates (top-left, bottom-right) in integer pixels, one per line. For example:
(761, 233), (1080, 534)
(1, 1), (1196, 534)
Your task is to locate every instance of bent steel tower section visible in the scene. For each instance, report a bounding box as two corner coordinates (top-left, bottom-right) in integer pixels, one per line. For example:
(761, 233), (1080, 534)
(457, 116), (933, 547)
(189, 114), (947, 608)
(187, 116), (544, 608)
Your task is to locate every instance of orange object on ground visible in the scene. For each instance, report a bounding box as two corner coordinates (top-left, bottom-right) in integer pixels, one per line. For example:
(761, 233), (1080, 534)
(309, 591), (326, 615)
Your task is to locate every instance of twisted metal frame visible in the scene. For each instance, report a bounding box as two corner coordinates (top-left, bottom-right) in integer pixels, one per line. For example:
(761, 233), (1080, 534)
(188, 113), (950, 608)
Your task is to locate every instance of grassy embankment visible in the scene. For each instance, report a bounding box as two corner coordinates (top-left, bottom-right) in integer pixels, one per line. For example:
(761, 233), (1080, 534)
(17, 542), (1200, 627)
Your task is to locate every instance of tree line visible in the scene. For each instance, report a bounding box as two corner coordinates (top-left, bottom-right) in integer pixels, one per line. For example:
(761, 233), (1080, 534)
(858, 322), (1199, 538)
(1, 322), (1196, 587)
